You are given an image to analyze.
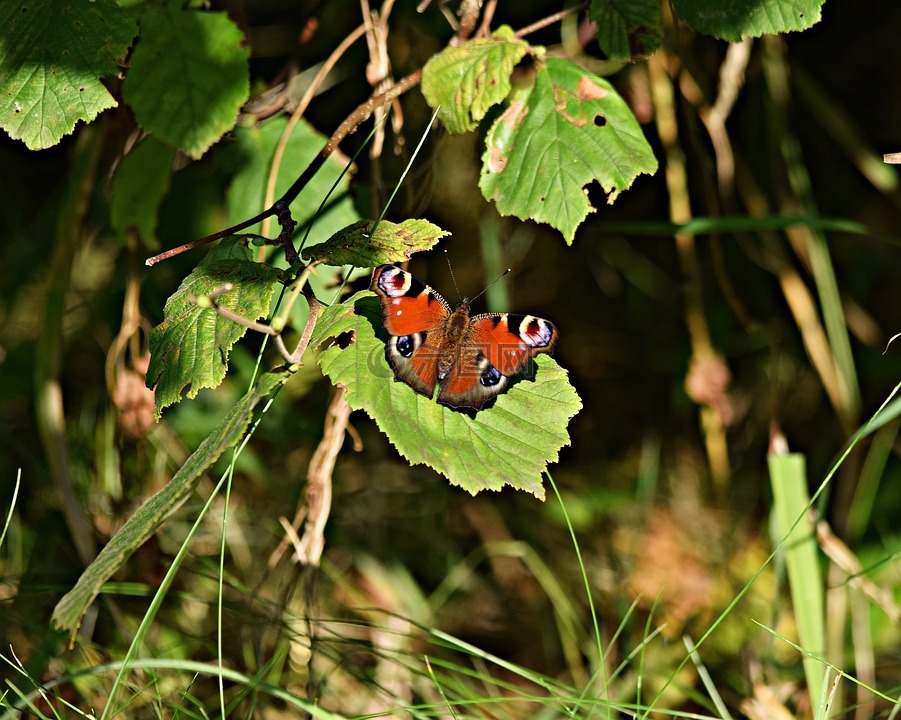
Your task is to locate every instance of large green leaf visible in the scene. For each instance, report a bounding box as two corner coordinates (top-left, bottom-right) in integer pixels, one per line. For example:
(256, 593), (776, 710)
(52, 369), (292, 637)
(590, 0), (663, 61)
(672, 0), (824, 41)
(147, 237), (285, 417)
(0, 0), (137, 150)
(302, 219), (449, 267)
(110, 136), (176, 247)
(421, 25), (530, 134)
(312, 293), (582, 498)
(479, 57), (657, 244)
(122, 7), (249, 159)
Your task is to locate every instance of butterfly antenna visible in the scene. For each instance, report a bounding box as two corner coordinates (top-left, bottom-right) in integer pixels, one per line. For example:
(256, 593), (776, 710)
(444, 250), (463, 301)
(469, 267), (511, 304)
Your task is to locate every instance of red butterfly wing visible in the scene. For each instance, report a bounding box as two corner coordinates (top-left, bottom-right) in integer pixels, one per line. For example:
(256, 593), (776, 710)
(371, 265), (450, 335)
(435, 313), (559, 409)
(469, 313), (558, 375)
(371, 265), (452, 400)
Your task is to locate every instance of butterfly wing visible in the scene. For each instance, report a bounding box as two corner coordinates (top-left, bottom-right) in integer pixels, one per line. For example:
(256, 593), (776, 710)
(436, 313), (559, 409)
(371, 265), (452, 399)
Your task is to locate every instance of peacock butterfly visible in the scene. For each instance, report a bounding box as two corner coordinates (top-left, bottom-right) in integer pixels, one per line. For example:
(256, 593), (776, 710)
(370, 264), (559, 410)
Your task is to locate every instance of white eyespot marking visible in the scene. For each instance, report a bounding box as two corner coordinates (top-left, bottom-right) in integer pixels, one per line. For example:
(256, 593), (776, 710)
(377, 266), (413, 297)
(391, 298), (401, 305)
(519, 315), (554, 347)
(395, 310), (402, 316)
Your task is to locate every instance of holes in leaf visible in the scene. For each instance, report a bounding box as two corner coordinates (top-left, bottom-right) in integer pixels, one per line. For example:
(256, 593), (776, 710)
(594, 115), (607, 127)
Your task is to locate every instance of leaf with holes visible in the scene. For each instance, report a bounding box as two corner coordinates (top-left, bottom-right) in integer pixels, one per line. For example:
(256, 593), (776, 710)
(421, 25), (531, 134)
(0, 0), (137, 150)
(122, 6), (249, 159)
(147, 237), (285, 418)
(302, 219), (450, 267)
(480, 57), (657, 244)
(590, 0), (663, 61)
(672, 0), (824, 41)
(312, 292), (581, 498)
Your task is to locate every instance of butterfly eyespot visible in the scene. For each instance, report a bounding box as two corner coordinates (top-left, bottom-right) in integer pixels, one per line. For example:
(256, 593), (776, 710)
(396, 335), (415, 358)
(480, 364), (503, 387)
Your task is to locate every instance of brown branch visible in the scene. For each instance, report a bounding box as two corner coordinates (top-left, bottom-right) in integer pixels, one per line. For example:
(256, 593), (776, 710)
(297, 386), (352, 567)
(145, 3), (585, 268)
(515, 1), (588, 39)
(261, 23), (368, 243)
(475, 0), (499, 38)
(145, 70), (422, 268)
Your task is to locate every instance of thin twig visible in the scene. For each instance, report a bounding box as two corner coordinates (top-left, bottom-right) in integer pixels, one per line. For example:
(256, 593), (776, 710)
(201, 283), (322, 366)
(146, 4), (580, 268)
(262, 23), (368, 243)
(296, 386), (352, 566)
(475, 0), (499, 38)
(515, 1), (588, 39)
(145, 70), (422, 267)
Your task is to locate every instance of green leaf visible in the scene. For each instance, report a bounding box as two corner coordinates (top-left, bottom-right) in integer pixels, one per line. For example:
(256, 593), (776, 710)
(672, 0), (824, 41)
(302, 219), (450, 266)
(0, 0), (137, 150)
(122, 7), (249, 159)
(480, 57), (657, 244)
(52, 369), (292, 636)
(225, 116), (360, 247)
(312, 293), (582, 498)
(147, 237), (285, 418)
(421, 25), (531, 134)
(110, 136), (177, 247)
(590, 0), (663, 61)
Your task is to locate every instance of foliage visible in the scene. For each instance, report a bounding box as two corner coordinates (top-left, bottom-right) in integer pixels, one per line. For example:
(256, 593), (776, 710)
(146, 237), (285, 417)
(303, 218), (450, 265)
(1, 0), (899, 717)
(0, 0), (138, 149)
(313, 292), (582, 497)
(478, 56), (657, 242)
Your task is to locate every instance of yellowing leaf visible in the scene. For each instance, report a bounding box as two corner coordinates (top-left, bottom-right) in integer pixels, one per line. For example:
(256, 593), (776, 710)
(421, 26), (530, 134)
(303, 219), (450, 266)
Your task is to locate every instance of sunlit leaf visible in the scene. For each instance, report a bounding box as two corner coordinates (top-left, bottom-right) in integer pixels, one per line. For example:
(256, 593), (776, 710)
(672, 0), (824, 41)
(480, 57), (657, 244)
(147, 237), (285, 418)
(0, 0), (137, 149)
(421, 25), (531, 134)
(302, 219), (449, 267)
(51, 369), (292, 637)
(312, 292), (582, 498)
(122, 7), (249, 158)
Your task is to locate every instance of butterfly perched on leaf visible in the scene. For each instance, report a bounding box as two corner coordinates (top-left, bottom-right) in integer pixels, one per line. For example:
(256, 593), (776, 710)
(370, 264), (558, 410)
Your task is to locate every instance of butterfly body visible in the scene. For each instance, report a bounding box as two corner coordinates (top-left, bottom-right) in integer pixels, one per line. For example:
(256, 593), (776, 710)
(371, 264), (558, 410)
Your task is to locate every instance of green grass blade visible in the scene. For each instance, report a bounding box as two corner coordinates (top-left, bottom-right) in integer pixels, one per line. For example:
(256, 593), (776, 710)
(768, 452), (825, 705)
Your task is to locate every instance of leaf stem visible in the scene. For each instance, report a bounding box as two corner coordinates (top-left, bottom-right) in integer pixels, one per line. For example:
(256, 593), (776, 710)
(203, 284), (322, 365)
